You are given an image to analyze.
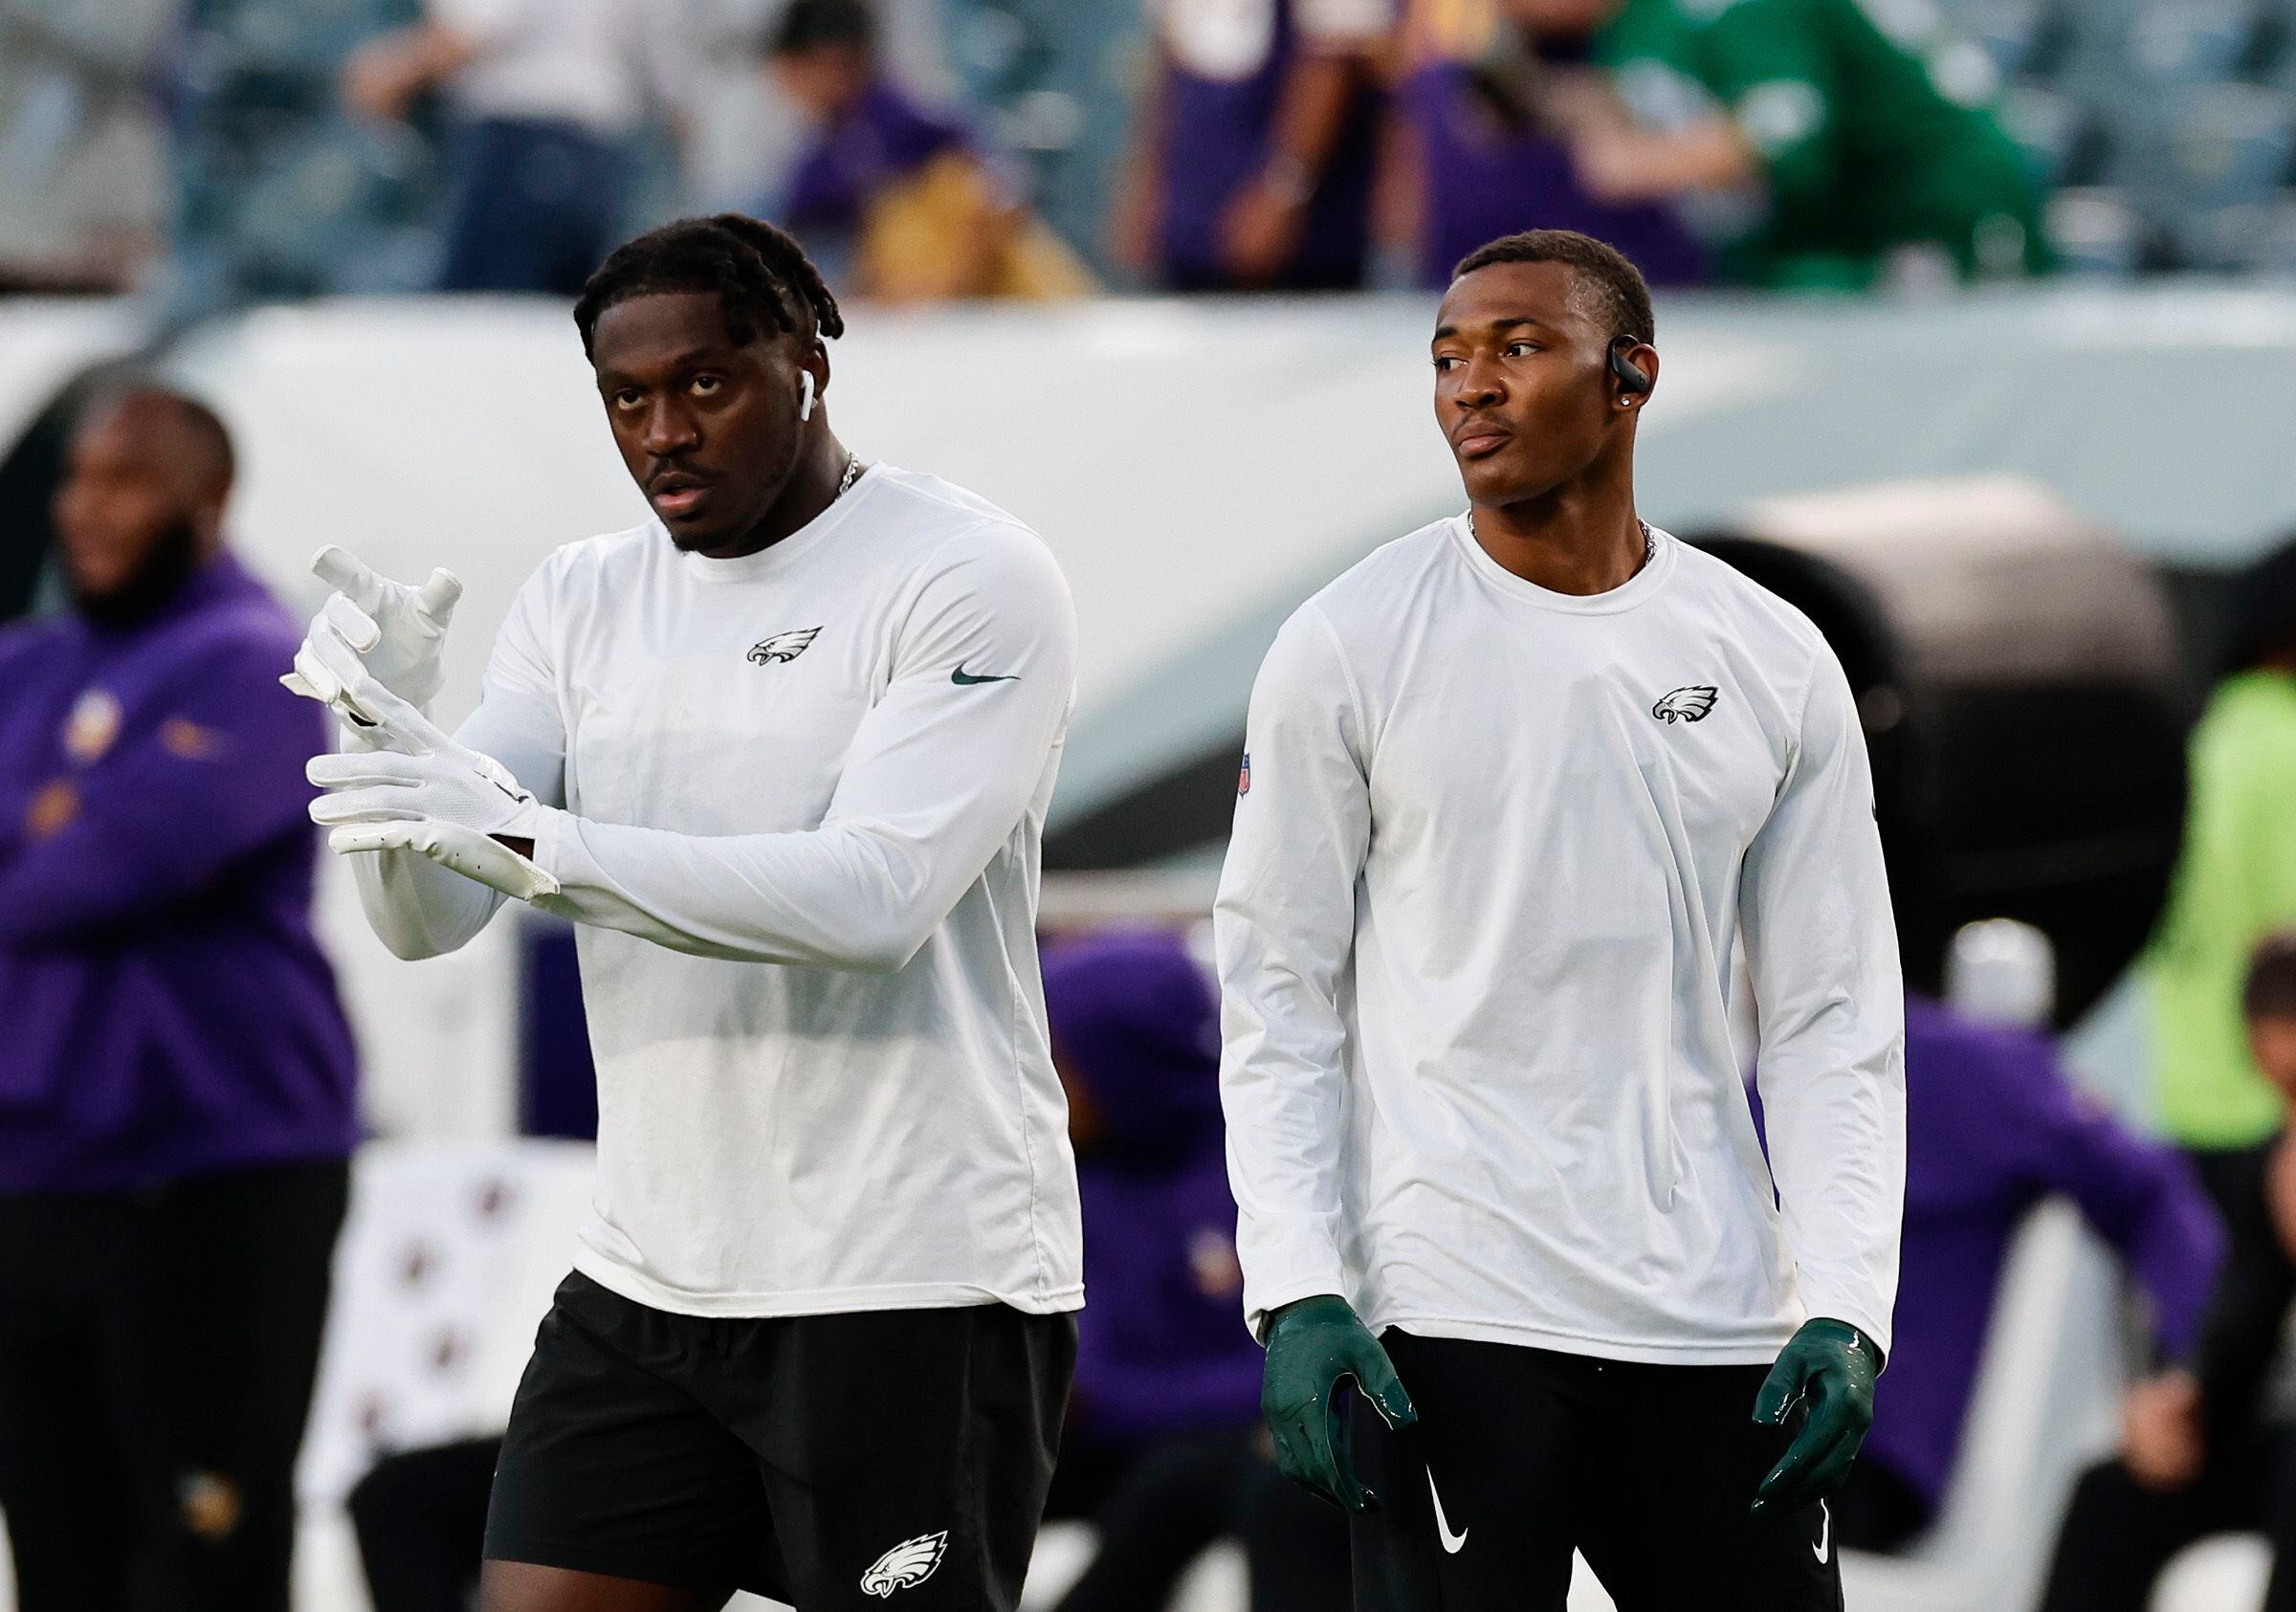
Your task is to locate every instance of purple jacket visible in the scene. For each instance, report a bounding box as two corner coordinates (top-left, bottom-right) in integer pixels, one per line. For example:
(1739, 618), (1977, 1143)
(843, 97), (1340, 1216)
(1396, 59), (1708, 290)
(1861, 996), (2222, 1519)
(0, 555), (358, 1193)
(1158, 0), (1381, 291)
(1045, 930), (1263, 1442)
(783, 79), (980, 237)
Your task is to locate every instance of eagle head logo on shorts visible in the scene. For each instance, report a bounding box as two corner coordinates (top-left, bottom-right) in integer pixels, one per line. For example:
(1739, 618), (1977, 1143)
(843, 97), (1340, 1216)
(748, 626), (822, 666)
(1651, 685), (1719, 724)
(862, 1530), (947, 1597)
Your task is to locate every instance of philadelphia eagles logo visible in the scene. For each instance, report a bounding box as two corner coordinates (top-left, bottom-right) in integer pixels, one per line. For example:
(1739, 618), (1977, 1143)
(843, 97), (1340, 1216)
(747, 626), (822, 665)
(1652, 685), (1719, 723)
(861, 1531), (947, 1597)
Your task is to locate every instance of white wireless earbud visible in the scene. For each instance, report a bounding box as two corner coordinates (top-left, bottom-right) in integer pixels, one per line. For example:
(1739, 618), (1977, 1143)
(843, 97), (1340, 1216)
(798, 372), (816, 422)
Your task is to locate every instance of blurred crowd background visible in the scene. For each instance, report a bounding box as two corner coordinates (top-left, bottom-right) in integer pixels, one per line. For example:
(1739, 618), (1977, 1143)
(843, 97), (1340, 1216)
(9, 0), (2296, 315)
(10, 1), (2296, 1611)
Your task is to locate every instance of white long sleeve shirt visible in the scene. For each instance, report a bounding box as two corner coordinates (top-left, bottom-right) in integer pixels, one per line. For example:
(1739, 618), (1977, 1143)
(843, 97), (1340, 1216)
(352, 465), (1084, 1318)
(1218, 518), (1904, 1363)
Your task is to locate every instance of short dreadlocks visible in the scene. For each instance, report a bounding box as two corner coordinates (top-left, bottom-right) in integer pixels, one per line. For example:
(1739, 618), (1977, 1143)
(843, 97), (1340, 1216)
(573, 214), (846, 359)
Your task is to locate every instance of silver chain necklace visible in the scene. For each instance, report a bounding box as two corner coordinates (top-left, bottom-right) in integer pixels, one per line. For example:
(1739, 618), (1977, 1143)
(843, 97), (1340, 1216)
(834, 453), (864, 499)
(1468, 512), (1655, 573)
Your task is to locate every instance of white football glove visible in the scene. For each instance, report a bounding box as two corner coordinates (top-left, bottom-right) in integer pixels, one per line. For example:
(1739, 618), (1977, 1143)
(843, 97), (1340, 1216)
(326, 820), (560, 903)
(298, 631), (557, 901)
(280, 546), (461, 741)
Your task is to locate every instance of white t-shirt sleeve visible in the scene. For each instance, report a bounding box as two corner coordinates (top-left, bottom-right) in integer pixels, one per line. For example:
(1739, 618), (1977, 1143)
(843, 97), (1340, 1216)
(349, 561), (569, 959)
(530, 526), (1075, 971)
(1216, 605), (1371, 1338)
(1296, 0), (1395, 46)
(1741, 644), (1906, 1356)
(425, 0), (529, 49)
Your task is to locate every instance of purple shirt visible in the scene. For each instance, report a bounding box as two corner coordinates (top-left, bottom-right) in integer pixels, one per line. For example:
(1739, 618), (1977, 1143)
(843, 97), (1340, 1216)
(1046, 930), (1263, 1441)
(0, 555), (358, 1193)
(1860, 997), (2222, 1519)
(1158, 0), (1381, 292)
(1397, 60), (1708, 289)
(782, 79), (979, 238)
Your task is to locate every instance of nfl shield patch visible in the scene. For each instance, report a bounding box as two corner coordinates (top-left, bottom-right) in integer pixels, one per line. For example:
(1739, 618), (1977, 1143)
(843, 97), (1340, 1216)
(1237, 753), (1250, 795)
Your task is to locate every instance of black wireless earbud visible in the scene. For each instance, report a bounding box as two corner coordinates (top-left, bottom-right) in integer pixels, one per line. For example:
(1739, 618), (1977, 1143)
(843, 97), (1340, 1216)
(1609, 335), (1653, 398)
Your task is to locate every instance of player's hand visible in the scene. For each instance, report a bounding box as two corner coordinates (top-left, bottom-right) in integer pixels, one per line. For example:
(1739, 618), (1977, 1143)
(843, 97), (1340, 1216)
(327, 818), (559, 901)
(1750, 1317), (1881, 1515)
(1260, 1293), (1417, 1513)
(300, 629), (542, 847)
(282, 545), (462, 720)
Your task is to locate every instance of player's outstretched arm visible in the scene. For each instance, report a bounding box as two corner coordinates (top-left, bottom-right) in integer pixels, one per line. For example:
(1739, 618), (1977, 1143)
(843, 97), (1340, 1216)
(1261, 1293), (1417, 1513)
(1740, 644), (1906, 1491)
(1217, 606), (1372, 1338)
(529, 530), (1074, 971)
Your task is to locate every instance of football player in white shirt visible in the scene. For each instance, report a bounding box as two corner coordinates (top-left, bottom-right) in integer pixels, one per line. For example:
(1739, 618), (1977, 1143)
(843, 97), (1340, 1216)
(289, 215), (1082, 1612)
(1218, 229), (1905, 1609)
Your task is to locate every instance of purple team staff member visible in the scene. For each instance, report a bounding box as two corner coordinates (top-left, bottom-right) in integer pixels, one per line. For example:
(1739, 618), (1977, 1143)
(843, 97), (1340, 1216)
(1819, 996), (2223, 1551)
(0, 387), (358, 1612)
(1042, 929), (1349, 1612)
(1113, 0), (1392, 292)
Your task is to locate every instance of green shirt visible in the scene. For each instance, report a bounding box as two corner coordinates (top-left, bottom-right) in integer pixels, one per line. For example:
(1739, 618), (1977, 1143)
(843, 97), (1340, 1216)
(1597, 0), (2044, 287)
(2146, 672), (2296, 1149)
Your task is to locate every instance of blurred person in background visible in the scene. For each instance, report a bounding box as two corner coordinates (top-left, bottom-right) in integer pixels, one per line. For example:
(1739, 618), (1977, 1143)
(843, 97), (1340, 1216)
(1385, 0), (1706, 291)
(1819, 995), (2222, 1552)
(1499, 0), (2045, 288)
(1041, 929), (1347, 1612)
(1113, 0), (1391, 292)
(2037, 933), (2296, 1612)
(342, 0), (696, 295)
(0, 387), (358, 1612)
(2146, 537), (2296, 1213)
(765, 0), (1093, 302)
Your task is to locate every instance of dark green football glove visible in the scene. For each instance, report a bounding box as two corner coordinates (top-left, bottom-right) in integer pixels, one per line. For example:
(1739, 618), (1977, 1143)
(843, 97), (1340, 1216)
(1261, 1294), (1418, 1513)
(1750, 1317), (1883, 1516)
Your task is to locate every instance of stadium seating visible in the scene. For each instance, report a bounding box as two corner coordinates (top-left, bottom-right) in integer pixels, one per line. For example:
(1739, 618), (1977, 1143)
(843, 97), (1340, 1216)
(1936, 0), (2296, 271)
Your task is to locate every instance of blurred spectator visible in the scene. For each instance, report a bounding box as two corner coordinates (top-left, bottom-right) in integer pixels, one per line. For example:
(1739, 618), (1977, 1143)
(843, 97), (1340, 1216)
(1113, 0), (1390, 293)
(1501, 0), (2046, 288)
(342, 0), (695, 294)
(1386, 0), (1705, 289)
(765, 0), (1093, 301)
(2037, 934), (2296, 1612)
(2147, 537), (2296, 1203)
(1824, 996), (2222, 1553)
(0, 387), (357, 1611)
(1041, 929), (1347, 1612)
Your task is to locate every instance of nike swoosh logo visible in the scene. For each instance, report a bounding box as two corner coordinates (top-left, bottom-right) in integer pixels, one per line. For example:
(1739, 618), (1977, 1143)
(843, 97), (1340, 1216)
(1427, 1470), (1468, 1555)
(1813, 1501), (1830, 1564)
(951, 664), (1018, 685)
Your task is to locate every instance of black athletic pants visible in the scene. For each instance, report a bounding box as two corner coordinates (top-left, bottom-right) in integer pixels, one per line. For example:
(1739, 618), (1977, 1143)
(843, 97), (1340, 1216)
(0, 1159), (349, 1612)
(1348, 1331), (1842, 1612)
(2038, 1435), (2296, 1612)
(1044, 1426), (1350, 1612)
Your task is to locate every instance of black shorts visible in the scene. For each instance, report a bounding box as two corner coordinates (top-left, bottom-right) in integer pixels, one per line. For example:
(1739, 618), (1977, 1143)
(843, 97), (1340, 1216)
(484, 1271), (1076, 1608)
(1349, 1330), (1843, 1612)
